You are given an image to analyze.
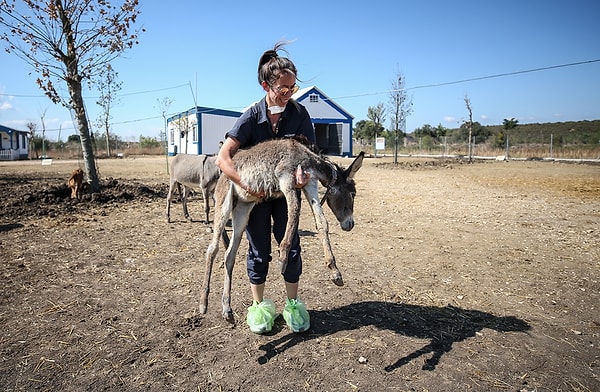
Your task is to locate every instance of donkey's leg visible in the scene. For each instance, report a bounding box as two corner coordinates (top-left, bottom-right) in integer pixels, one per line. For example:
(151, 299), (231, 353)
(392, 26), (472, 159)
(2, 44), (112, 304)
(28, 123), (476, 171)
(304, 185), (344, 286)
(278, 188), (301, 274)
(166, 179), (177, 222)
(199, 186), (234, 314)
(181, 185), (192, 221)
(221, 201), (254, 322)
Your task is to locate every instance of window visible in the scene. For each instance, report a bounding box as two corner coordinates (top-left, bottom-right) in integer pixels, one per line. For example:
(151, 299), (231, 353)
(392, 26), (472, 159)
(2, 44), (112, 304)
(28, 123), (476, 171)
(192, 122), (198, 142)
(309, 94), (319, 103)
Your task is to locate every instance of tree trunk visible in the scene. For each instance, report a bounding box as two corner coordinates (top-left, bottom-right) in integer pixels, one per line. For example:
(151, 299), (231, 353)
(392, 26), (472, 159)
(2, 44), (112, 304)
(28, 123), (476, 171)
(105, 119), (111, 157)
(56, 0), (100, 193)
(68, 78), (101, 193)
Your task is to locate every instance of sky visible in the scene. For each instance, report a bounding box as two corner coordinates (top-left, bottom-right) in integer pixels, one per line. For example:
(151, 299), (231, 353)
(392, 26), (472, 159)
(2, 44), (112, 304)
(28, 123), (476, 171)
(1, 0), (599, 142)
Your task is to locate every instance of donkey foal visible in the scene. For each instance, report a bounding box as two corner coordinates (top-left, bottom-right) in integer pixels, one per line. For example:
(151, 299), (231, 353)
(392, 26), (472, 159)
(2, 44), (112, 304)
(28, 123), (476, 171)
(200, 138), (364, 322)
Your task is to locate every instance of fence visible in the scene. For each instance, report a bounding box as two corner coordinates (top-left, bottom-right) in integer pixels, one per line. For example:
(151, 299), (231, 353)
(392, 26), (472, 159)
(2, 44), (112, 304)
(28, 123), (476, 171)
(0, 149), (20, 161)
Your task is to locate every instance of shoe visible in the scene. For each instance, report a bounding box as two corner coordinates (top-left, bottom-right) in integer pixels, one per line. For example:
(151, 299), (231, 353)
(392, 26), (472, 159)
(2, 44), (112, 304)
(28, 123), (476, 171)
(283, 298), (310, 333)
(246, 299), (277, 334)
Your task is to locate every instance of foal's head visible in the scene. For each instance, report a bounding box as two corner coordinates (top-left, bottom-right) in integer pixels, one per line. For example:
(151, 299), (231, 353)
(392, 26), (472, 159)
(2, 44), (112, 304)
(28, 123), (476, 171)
(323, 152), (364, 231)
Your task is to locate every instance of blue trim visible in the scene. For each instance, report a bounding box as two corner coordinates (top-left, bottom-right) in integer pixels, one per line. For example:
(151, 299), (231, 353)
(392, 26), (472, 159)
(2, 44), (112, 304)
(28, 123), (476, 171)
(196, 111), (202, 155)
(311, 118), (352, 124)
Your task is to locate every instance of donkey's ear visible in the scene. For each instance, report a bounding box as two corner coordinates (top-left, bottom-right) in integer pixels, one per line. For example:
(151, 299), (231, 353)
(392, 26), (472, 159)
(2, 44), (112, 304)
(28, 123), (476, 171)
(345, 151), (364, 180)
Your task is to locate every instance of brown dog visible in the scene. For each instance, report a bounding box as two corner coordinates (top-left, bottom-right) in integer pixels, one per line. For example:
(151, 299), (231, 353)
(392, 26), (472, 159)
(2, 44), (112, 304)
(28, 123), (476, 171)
(68, 168), (84, 200)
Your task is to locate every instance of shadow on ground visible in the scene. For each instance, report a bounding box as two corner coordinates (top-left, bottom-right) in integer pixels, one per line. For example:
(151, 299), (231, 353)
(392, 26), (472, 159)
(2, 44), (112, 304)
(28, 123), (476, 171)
(258, 301), (530, 371)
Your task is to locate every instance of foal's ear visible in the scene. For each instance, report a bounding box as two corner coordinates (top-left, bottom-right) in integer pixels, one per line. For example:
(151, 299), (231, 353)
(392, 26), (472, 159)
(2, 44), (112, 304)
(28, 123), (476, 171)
(345, 151), (364, 180)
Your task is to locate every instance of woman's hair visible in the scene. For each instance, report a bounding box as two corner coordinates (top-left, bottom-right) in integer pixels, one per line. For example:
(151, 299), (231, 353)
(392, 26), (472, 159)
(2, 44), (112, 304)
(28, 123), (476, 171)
(257, 41), (298, 86)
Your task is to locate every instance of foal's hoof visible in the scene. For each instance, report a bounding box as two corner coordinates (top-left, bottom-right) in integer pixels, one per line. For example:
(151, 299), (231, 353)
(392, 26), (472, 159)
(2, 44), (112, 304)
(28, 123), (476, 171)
(199, 304), (207, 314)
(223, 310), (235, 324)
(331, 273), (344, 287)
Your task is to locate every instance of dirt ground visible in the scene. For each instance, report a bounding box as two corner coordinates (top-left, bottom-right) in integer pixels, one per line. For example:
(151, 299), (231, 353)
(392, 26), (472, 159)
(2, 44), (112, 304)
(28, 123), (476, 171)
(1, 155), (599, 392)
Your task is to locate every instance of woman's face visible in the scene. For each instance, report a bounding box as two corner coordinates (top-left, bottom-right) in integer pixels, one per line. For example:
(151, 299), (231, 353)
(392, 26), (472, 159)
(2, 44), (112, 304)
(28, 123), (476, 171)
(264, 72), (298, 108)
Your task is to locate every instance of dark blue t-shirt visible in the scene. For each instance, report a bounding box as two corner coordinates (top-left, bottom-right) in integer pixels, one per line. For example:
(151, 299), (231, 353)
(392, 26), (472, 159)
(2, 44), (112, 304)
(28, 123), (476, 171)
(226, 97), (315, 149)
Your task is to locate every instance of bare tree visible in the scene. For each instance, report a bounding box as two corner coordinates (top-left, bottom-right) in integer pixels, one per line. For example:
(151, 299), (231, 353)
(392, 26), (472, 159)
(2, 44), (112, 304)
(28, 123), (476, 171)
(464, 94), (473, 162)
(367, 103), (386, 157)
(0, 0), (143, 193)
(173, 115), (192, 154)
(155, 97), (173, 174)
(25, 121), (37, 159)
(39, 107), (48, 157)
(96, 63), (122, 157)
(388, 67), (413, 164)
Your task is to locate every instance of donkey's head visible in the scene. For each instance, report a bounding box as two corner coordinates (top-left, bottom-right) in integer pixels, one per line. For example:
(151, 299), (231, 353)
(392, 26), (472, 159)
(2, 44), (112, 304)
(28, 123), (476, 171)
(322, 152), (364, 231)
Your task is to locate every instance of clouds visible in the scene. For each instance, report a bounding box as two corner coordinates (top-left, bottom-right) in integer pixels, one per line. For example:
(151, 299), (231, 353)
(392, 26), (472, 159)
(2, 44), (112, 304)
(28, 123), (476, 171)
(0, 93), (15, 112)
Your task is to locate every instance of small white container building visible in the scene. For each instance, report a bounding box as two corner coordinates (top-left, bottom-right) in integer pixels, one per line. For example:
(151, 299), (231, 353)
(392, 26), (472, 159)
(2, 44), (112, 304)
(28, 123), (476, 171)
(0, 125), (30, 160)
(166, 86), (354, 157)
(167, 106), (241, 156)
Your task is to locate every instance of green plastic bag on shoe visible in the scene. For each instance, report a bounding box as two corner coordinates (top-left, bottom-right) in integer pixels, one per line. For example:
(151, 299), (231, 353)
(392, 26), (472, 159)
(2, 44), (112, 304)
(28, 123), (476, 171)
(283, 298), (310, 333)
(246, 299), (277, 334)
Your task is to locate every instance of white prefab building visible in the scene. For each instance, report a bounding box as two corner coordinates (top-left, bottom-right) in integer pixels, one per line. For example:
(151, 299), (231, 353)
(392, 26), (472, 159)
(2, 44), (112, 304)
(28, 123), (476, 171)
(167, 107), (242, 156)
(0, 125), (29, 160)
(166, 86), (354, 157)
(293, 86), (354, 157)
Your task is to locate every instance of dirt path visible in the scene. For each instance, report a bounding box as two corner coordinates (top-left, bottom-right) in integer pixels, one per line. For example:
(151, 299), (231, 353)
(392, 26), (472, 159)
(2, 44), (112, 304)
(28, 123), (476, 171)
(1, 156), (599, 391)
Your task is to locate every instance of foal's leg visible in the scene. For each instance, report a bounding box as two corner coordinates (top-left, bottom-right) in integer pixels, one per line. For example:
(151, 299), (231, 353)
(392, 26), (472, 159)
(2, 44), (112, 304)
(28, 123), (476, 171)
(277, 184), (301, 274)
(199, 186), (233, 314)
(201, 184), (211, 224)
(303, 184), (344, 286)
(221, 201), (254, 322)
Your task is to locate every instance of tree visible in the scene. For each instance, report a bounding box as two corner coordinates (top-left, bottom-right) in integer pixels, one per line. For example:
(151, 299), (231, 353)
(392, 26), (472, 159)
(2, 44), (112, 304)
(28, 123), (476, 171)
(414, 124), (436, 139)
(0, 0), (143, 193)
(457, 121), (489, 143)
(25, 121), (37, 159)
(39, 107), (48, 157)
(353, 119), (382, 148)
(503, 118), (519, 130)
(464, 95), (473, 162)
(435, 124), (449, 139)
(388, 68), (412, 163)
(139, 135), (161, 149)
(502, 117), (519, 157)
(367, 103), (386, 156)
(96, 63), (122, 157)
(155, 97), (173, 174)
(172, 115), (192, 154)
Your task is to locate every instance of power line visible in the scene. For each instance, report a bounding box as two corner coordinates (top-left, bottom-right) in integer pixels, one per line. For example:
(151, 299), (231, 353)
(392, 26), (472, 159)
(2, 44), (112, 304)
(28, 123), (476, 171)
(0, 82), (189, 99)
(331, 58), (600, 100)
(3, 59), (599, 130)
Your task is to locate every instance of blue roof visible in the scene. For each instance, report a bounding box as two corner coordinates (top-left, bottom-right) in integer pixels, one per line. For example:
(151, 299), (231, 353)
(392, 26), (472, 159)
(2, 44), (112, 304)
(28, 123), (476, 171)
(167, 106), (242, 122)
(0, 124), (28, 134)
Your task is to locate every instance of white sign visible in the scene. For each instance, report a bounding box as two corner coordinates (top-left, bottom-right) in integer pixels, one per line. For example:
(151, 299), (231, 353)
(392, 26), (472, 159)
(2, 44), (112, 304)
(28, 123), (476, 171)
(376, 137), (385, 150)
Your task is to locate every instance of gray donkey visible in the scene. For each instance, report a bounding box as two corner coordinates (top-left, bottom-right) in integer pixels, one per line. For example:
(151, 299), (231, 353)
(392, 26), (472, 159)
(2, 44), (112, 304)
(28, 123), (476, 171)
(199, 138), (364, 322)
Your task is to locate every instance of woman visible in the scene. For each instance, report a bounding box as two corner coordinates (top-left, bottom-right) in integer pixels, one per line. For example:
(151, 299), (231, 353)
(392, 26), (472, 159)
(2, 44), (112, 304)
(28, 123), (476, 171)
(215, 41), (314, 334)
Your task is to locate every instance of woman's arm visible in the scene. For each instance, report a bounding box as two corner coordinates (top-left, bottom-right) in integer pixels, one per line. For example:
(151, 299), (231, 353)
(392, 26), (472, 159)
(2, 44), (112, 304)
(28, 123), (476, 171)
(216, 137), (265, 198)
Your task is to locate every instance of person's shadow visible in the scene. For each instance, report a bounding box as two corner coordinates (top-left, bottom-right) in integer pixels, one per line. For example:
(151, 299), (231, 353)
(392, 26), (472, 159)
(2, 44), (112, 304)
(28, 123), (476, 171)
(258, 301), (530, 371)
